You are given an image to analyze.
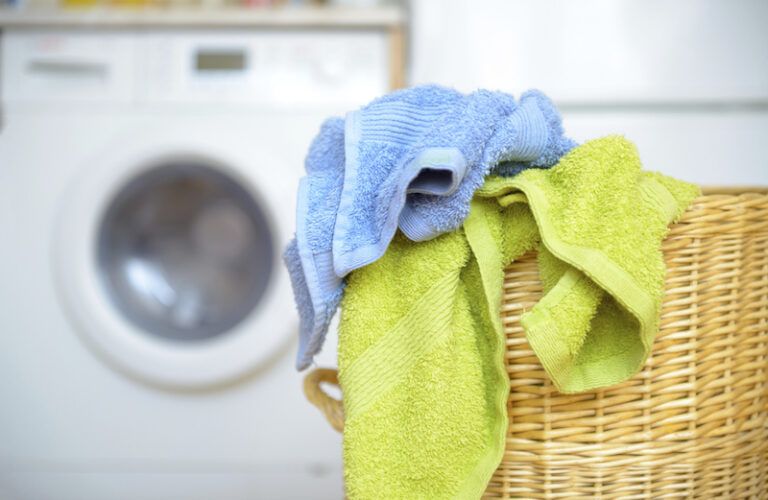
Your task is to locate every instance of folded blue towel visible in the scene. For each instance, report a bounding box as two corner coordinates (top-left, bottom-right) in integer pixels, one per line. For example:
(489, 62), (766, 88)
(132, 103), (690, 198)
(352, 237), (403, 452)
(285, 85), (575, 370)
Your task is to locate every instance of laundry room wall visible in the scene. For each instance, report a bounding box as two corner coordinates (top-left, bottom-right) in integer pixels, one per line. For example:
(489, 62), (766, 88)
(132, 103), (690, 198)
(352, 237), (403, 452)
(409, 0), (768, 186)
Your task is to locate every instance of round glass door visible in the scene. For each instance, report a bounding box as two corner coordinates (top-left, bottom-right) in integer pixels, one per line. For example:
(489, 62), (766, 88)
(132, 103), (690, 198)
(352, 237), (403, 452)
(97, 161), (273, 342)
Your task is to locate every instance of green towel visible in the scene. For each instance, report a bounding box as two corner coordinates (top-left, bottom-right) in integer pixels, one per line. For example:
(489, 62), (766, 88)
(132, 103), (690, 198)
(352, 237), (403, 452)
(473, 135), (699, 392)
(338, 136), (699, 499)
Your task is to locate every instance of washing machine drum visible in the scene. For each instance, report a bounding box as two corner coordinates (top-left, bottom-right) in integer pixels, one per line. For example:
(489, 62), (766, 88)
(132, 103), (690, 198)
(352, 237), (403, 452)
(55, 153), (293, 388)
(98, 162), (273, 343)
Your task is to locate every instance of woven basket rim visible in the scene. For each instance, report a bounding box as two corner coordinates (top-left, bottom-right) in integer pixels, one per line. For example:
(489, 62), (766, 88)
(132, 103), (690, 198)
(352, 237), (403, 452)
(701, 185), (768, 194)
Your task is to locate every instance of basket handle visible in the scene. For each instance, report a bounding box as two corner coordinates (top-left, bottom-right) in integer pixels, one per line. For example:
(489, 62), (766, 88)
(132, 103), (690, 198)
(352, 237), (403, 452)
(303, 368), (345, 432)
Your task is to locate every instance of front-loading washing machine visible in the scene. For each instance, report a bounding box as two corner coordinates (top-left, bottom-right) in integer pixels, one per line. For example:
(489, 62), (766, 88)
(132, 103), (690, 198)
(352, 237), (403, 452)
(0, 26), (389, 500)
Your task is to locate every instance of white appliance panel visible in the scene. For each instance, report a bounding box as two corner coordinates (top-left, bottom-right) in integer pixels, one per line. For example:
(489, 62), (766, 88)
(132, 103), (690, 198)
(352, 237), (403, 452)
(0, 25), (386, 499)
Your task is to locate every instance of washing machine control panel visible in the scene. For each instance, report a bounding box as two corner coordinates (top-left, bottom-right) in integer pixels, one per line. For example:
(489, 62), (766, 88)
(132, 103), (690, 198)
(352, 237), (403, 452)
(138, 30), (388, 107)
(2, 29), (389, 108)
(1, 29), (138, 104)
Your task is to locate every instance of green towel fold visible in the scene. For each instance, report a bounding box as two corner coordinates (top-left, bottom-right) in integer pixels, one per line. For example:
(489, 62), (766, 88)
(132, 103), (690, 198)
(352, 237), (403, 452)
(474, 136), (699, 392)
(338, 136), (699, 499)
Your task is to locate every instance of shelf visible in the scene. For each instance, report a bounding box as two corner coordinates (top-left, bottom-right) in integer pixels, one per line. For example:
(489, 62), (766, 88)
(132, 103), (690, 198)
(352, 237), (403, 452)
(0, 5), (405, 29)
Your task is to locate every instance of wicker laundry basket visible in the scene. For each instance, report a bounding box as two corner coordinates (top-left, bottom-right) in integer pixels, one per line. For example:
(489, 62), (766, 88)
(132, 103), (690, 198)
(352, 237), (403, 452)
(304, 188), (768, 499)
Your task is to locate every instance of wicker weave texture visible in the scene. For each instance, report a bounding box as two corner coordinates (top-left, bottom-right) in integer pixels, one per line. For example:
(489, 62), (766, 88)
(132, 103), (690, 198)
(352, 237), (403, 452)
(304, 191), (768, 499)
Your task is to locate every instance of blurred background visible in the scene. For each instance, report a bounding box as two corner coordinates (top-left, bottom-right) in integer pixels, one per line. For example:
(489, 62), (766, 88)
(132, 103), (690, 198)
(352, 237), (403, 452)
(0, 0), (765, 499)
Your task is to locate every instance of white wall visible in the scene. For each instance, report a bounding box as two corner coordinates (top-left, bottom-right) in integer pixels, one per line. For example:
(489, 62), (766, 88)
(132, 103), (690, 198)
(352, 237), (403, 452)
(410, 0), (768, 186)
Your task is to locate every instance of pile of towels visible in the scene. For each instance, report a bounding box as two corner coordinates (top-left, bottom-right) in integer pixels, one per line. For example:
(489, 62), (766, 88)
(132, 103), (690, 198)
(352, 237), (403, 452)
(284, 85), (698, 499)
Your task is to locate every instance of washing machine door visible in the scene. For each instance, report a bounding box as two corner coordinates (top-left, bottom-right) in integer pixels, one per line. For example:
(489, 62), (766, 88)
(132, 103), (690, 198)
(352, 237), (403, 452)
(97, 161), (274, 343)
(54, 129), (297, 388)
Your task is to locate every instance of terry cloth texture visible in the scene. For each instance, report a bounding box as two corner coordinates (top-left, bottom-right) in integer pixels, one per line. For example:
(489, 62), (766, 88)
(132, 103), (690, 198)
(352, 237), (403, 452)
(337, 136), (698, 498)
(287, 84), (575, 370)
(474, 136), (700, 392)
(285, 117), (347, 369)
(334, 85), (576, 276)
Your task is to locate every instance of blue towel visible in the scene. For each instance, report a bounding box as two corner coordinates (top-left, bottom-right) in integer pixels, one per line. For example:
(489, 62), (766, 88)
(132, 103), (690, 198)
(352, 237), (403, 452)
(285, 85), (575, 370)
(402, 90), (578, 236)
(286, 118), (347, 369)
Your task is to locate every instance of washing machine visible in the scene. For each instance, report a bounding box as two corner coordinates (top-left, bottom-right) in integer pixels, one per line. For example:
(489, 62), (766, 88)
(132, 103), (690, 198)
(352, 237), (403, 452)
(0, 26), (388, 500)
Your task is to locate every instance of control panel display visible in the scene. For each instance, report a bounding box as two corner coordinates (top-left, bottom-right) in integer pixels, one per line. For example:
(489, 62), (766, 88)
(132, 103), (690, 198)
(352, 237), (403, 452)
(195, 49), (247, 72)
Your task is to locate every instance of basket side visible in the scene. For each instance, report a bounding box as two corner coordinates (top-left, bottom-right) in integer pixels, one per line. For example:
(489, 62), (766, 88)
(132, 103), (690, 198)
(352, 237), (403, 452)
(490, 190), (768, 498)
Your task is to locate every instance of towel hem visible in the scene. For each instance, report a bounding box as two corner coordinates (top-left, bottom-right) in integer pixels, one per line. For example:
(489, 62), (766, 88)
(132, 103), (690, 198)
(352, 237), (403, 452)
(458, 198), (513, 500)
(522, 306), (644, 394)
(295, 176), (335, 369)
